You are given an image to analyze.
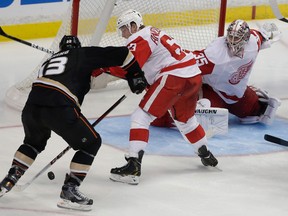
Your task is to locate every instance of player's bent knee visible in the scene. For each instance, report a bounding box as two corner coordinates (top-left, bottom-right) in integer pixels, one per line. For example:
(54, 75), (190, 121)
(131, 108), (156, 128)
(72, 135), (102, 156)
(84, 141), (101, 156)
(175, 115), (199, 134)
(86, 136), (102, 156)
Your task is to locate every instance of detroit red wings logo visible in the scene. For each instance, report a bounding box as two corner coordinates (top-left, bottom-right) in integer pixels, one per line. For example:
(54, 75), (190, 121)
(229, 60), (253, 84)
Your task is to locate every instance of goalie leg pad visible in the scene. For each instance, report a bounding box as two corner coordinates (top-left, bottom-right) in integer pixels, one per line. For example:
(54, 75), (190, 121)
(195, 107), (229, 137)
(259, 97), (281, 125)
(239, 87), (281, 125)
(239, 116), (260, 124)
(253, 87), (269, 103)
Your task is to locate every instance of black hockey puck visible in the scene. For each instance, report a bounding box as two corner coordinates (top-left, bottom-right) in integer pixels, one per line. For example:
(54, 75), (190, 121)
(47, 171), (55, 180)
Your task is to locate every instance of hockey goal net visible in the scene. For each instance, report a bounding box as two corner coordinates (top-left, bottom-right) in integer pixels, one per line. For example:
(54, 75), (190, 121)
(5, 0), (227, 110)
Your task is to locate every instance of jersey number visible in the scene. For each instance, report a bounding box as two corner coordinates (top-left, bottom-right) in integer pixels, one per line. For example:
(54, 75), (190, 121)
(38, 57), (68, 77)
(160, 35), (187, 61)
(193, 52), (208, 66)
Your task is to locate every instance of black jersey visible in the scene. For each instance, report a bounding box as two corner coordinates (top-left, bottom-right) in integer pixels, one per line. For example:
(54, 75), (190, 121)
(27, 46), (131, 107)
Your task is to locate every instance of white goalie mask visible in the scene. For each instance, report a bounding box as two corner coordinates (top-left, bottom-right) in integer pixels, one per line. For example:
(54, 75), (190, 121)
(226, 19), (250, 57)
(117, 9), (143, 36)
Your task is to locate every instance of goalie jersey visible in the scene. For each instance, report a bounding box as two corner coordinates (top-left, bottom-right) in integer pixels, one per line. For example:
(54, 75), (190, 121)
(193, 29), (267, 104)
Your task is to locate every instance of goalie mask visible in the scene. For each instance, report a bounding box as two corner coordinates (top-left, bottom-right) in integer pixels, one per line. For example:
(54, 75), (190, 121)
(117, 9), (143, 36)
(226, 20), (250, 57)
(59, 35), (81, 51)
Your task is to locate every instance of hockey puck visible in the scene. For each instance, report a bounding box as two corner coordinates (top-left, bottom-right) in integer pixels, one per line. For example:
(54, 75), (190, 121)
(47, 171), (55, 180)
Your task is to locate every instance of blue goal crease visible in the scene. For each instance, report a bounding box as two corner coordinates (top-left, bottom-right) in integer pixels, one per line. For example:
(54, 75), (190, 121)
(91, 115), (288, 156)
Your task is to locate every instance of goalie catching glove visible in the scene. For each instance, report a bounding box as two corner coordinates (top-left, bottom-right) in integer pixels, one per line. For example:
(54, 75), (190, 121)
(125, 70), (148, 94)
(260, 23), (282, 43)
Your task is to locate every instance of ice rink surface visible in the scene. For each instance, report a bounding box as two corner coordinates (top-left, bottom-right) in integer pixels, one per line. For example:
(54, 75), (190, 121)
(0, 19), (288, 216)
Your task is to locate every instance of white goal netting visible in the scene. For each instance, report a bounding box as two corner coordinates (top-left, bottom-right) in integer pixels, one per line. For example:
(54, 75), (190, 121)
(5, 0), (224, 110)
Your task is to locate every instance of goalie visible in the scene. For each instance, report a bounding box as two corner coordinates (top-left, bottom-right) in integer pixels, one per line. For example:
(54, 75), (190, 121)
(152, 20), (281, 132)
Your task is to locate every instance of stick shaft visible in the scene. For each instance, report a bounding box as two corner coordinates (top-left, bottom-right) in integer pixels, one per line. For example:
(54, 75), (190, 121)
(264, 134), (288, 147)
(91, 94), (127, 127)
(0, 26), (54, 54)
(269, 0), (288, 23)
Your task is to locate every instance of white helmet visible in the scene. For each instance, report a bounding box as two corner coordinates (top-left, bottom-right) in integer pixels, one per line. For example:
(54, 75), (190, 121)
(226, 19), (250, 57)
(117, 9), (143, 36)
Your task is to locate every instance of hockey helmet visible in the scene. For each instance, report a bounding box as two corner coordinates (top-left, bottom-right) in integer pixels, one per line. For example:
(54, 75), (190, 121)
(117, 9), (143, 36)
(226, 19), (250, 57)
(59, 35), (81, 51)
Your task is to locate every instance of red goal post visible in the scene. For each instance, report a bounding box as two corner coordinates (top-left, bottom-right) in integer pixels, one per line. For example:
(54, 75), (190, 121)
(5, 0), (227, 110)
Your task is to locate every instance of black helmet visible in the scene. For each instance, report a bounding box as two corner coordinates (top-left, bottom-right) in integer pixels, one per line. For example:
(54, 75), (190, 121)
(59, 35), (81, 51)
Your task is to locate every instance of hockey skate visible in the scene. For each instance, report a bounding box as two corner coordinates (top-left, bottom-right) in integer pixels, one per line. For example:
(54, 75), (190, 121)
(198, 145), (218, 167)
(110, 150), (144, 185)
(57, 174), (93, 211)
(0, 166), (24, 197)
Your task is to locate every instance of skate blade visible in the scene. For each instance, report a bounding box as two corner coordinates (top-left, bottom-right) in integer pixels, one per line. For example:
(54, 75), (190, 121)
(57, 199), (92, 211)
(203, 165), (223, 172)
(109, 174), (139, 185)
(212, 166), (223, 172)
(0, 187), (8, 197)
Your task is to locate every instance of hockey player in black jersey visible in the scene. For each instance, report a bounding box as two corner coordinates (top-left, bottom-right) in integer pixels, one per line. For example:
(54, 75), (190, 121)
(0, 35), (147, 211)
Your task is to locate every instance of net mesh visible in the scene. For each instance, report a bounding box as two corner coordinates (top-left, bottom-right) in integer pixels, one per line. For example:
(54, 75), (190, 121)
(5, 0), (223, 110)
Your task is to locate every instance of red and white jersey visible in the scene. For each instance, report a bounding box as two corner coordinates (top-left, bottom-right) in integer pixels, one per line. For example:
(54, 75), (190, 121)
(125, 26), (201, 85)
(193, 29), (267, 104)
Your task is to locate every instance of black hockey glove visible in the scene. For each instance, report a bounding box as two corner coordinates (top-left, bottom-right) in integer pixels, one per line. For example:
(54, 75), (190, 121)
(126, 70), (148, 94)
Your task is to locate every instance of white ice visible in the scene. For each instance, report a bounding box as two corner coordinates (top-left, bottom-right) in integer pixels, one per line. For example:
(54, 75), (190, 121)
(0, 19), (288, 216)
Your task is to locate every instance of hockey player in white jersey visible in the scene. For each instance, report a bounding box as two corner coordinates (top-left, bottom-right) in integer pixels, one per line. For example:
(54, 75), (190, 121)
(109, 9), (218, 185)
(152, 20), (281, 128)
(196, 20), (281, 125)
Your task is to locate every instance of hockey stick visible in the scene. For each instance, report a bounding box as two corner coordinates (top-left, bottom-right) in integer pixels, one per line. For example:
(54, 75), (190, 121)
(264, 134), (288, 147)
(0, 26), (55, 54)
(269, 0), (288, 23)
(14, 92), (129, 192)
(0, 27), (128, 83)
(0, 27), (129, 82)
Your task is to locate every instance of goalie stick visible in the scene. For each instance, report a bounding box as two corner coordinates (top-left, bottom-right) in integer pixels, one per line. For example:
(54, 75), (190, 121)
(264, 134), (288, 147)
(0, 26), (55, 54)
(269, 0), (288, 23)
(14, 92), (129, 192)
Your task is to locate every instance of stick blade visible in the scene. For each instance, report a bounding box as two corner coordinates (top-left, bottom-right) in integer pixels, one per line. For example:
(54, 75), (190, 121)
(279, 17), (288, 23)
(264, 134), (288, 147)
(0, 26), (5, 35)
